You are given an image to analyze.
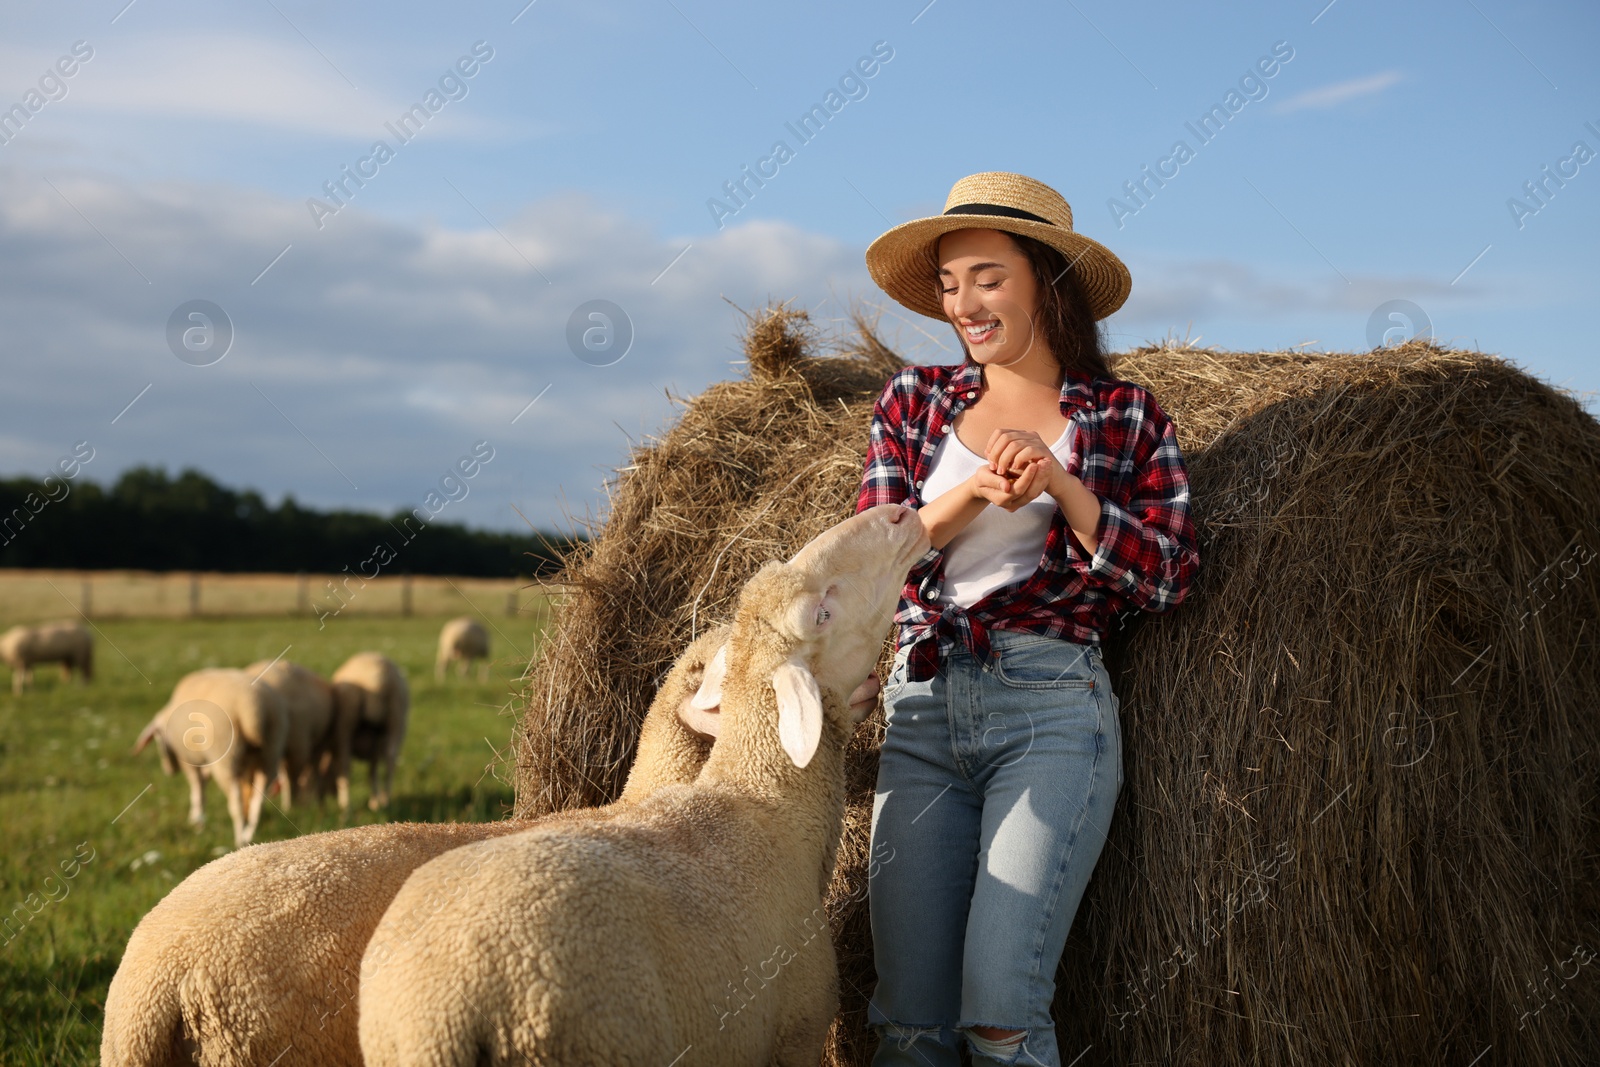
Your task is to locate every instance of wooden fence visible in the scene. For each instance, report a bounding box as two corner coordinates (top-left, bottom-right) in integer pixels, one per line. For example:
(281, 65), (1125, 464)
(0, 569), (567, 624)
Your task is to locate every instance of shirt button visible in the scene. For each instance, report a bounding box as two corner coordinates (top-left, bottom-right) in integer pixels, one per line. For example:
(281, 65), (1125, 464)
(940, 425), (950, 434)
(915, 479), (924, 487)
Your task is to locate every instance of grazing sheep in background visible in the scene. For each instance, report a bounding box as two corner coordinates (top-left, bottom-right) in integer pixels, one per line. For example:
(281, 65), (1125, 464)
(0, 619), (92, 693)
(327, 652), (409, 813)
(358, 503), (928, 1067)
(133, 668), (288, 848)
(244, 659), (349, 810)
(99, 622), (737, 1067)
(435, 615), (490, 682)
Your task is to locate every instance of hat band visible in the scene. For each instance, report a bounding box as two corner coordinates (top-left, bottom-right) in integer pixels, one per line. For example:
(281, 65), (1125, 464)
(943, 202), (1054, 226)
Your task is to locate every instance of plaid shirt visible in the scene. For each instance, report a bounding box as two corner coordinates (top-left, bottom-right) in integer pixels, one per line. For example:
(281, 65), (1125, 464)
(855, 360), (1200, 683)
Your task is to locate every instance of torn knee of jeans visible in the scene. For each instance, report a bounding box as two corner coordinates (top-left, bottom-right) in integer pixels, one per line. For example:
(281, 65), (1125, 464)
(875, 1020), (945, 1051)
(962, 1023), (1028, 1061)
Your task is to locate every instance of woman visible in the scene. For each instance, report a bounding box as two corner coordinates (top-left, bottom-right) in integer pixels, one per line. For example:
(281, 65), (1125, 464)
(854, 172), (1201, 1066)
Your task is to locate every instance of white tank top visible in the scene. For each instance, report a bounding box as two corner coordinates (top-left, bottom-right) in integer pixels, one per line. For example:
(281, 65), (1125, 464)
(921, 421), (1077, 608)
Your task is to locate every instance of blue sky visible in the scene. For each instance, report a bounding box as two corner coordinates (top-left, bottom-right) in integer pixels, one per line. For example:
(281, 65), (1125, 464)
(1, 0), (1595, 535)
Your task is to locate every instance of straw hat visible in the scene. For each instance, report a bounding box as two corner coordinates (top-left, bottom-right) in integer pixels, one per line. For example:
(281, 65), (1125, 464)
(864, 171), (1131, 322)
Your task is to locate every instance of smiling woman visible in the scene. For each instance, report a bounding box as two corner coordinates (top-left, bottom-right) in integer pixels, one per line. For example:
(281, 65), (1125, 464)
(857, 171), (1199, 1067)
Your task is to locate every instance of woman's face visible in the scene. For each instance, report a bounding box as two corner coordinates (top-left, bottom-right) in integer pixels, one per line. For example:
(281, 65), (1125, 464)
(937, 227), (1043, 369)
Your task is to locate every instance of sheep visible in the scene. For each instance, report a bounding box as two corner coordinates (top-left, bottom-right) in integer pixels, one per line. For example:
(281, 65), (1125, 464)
(0, 619), (92, 693)
(99, 622), (737, 1067)
(435, 615), (490, 682)
(133, 668), (288, 848)
(357, 502), (928, 1067)
(244, 658), (349, 810)
(327, 651), (409, 813)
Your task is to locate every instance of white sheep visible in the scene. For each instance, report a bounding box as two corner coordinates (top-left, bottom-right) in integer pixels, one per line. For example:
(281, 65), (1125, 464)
(0, 619), (92, 693)
(435, 615), (490, 682)
(244, 658), (348, 810)
(133, 668), (288, 848)
(327, 651), (409, 812)
(99, 622), (736, 1067)
(358, 502), (928, 1067)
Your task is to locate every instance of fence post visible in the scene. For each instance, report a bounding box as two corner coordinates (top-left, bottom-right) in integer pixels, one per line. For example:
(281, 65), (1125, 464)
(400, 574), (413, 617)
(296, 572), (309, 615)
(506, 589), (518, 617)
(80, 575), (92, 620)
(189, 572), (201, 617)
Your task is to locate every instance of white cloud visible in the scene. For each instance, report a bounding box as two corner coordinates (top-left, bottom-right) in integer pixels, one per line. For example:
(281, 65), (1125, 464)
(0, 33), (528, 141)
(0, 163), (869, 530)
(1270, 71), (1405, 115)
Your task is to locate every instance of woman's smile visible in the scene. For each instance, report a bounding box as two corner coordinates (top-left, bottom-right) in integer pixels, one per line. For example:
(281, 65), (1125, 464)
(962, 318), (1002, 344)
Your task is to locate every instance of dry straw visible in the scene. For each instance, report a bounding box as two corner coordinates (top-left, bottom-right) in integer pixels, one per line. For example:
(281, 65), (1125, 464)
(510, 302), (1600, 1065)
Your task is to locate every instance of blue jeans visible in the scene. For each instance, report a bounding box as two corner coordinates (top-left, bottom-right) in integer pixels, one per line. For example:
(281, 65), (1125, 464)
(866, 628), (1123, 1066)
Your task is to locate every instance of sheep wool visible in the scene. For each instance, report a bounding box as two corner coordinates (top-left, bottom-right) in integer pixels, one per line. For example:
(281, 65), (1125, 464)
(435, 615), (490, 682)
(0, 618), (92, 693)
(244, 659), (343, 810)
(327, 651), (409, 812)
(100, 821), (524, 1067)
(134, 668), (288, 848)
(101, 624), (732, 1067)
(358, 505), (925, 1066)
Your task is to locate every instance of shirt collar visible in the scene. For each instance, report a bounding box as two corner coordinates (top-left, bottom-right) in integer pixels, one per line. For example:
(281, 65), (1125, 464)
(946, 360), (1096, 415)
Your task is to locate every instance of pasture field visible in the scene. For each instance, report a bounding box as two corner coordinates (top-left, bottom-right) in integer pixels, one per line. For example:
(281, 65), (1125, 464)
(0, 611), (545, 1065)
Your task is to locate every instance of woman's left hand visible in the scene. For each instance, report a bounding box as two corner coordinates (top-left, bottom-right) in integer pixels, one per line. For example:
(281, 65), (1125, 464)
(984, 428), (1067, 507)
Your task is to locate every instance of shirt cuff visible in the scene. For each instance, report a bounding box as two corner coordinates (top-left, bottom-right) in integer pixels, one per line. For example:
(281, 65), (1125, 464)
(1086, 497), (1140, 592)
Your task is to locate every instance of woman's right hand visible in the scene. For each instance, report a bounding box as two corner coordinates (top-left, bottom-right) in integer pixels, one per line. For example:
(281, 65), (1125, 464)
(969, 458), (1050, 512)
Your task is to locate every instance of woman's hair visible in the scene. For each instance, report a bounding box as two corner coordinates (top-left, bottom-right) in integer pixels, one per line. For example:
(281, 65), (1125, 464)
(937, 229), (1115, 386)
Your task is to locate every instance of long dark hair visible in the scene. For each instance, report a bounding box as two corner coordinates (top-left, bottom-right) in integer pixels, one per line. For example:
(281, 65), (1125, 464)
(943, 230), (1115, 386)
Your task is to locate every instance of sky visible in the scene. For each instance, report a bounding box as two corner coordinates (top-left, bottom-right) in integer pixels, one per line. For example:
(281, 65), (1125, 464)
(1, 0), (1595, 536)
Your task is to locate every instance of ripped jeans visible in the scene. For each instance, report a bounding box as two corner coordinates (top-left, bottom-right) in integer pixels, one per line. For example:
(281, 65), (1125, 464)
(866, 628), (1123, 1066)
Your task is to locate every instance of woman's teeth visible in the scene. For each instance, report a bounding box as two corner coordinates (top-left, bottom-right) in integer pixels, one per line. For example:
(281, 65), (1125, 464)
(965, 320), (1000, 341)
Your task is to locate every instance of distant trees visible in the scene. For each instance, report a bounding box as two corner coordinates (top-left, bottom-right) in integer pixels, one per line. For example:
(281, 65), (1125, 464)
(0, 466), (582, 578)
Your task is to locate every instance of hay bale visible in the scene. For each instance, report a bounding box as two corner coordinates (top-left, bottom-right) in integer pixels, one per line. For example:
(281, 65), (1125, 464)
(511, 302), (1600, 1065)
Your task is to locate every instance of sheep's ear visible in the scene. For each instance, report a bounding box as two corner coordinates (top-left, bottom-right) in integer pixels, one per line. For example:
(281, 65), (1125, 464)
(771, 658), (823, 769)
(677, 655), (724, 739)
(688, 644), (727, 712)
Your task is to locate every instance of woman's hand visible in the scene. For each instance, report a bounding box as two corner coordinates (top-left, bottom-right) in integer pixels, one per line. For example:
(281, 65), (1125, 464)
(970, 457), (1051, 512)
(987, 428), (1068, 489)
(978, 428), (1069, 511)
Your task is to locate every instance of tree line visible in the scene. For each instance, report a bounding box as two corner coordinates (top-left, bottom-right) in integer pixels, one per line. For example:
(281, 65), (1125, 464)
(0, 466), (583, 578)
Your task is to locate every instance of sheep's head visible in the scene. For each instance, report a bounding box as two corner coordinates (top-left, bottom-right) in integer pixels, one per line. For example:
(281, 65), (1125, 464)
(692, 504), (929, 768)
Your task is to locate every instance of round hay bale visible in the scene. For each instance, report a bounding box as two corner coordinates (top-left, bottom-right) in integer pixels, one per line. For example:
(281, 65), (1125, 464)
(512, 303), (1600, 1065)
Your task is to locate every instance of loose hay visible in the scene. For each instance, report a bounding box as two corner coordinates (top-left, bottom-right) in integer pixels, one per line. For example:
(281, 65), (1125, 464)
(511, 301), (1600, 1065)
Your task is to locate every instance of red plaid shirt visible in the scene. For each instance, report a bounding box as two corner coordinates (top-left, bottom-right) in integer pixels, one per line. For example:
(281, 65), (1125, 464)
(855, 360), (1200, 682)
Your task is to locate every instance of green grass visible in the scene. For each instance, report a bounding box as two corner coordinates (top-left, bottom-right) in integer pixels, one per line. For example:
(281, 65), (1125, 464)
(0, 614), (536, 1065)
